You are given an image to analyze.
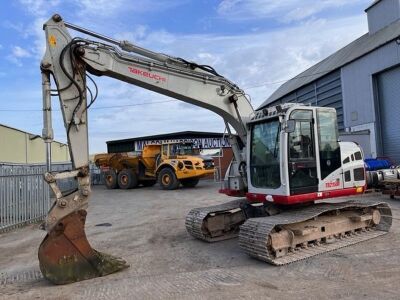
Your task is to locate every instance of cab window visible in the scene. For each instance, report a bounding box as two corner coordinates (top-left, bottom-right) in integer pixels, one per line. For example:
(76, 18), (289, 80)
(354, 151), (362, 161)
(289, 110), (314, 160)
(162, 144), (168, 156)
(170, 144), (178, 156)
(317, 109), (341, 179)
(288, 109), (318, 194)
(250, 119), (281, 189)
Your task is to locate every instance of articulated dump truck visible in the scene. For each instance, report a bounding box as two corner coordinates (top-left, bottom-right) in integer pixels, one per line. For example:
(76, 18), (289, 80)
(94, 142), (215, 190)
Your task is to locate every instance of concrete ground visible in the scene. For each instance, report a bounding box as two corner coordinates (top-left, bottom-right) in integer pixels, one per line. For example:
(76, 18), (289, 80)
(1, 181), (400, 299)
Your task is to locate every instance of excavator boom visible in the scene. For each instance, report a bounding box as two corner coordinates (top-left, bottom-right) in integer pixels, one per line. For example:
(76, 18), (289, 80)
(39, 14), (253, 284)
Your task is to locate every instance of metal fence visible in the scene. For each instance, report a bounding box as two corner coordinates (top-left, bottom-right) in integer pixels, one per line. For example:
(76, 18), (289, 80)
(90, 163), (104, 185)
(0, 162), (104, 232)
(51, 163), (103, 188)
(0, 164), (49, 232)
(51, 162), (77, 193)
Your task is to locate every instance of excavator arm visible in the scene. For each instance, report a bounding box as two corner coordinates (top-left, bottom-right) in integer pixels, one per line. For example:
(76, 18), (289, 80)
(39, 14), (254, 284)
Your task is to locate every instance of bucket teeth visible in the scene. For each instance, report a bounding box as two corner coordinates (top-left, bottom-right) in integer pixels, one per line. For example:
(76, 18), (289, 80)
(93, 250), (129, 276)
(38, 210), (129, 284)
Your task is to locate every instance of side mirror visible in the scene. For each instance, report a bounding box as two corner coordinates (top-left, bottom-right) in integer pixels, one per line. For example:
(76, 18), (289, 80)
(284, 120), (296, 133)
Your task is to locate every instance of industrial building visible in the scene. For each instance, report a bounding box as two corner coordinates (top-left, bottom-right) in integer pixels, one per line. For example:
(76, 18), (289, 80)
(0, 123), (70, 164)
(260, 0), (400, 164)
(106, 131), (233, 178)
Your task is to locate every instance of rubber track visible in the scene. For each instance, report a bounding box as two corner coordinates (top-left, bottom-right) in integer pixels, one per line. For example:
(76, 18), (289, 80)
(239, 200), (392, 265)
(185, 198), (248, 242)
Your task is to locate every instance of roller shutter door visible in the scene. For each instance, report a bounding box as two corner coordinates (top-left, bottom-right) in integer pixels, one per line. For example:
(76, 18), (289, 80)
(377, 67), (400, 164)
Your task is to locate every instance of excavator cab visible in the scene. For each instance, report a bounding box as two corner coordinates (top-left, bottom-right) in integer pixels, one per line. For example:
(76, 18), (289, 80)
(247, 105), (363, 205)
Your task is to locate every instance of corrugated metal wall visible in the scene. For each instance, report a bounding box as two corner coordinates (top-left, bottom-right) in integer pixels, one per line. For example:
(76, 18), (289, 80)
(367, 0), (400, 34)
(376, 66), (400, 164)
(339, 130), (372, 158)
(341, 42), (400, 129)
(269, 70), (344, 131)
(0, 125), (70, 164)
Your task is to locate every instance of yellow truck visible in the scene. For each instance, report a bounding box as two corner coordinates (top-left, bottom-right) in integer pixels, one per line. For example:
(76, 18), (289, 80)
(94, 142), (215, 190)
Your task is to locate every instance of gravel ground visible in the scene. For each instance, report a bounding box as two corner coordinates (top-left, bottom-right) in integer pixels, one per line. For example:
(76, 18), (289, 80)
(1, 181), (400, 299)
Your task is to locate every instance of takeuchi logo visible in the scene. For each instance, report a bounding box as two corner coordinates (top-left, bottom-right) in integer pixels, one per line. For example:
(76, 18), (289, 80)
(325, 179), (340, 188)
(128, 67), (167, 82)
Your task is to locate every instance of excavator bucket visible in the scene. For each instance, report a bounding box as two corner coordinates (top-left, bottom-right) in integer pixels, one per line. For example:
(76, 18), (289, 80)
(38, 210), (128, 284)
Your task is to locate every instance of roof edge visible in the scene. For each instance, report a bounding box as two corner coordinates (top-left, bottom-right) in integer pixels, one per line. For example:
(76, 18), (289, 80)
(0, 123), (67, 146)
(106, 131), (226, 144)
(365, 0), (383, 12)
(259, 21), (400, 109)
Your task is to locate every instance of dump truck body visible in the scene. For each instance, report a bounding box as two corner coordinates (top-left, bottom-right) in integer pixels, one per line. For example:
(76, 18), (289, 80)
(94, 142), (215, 190)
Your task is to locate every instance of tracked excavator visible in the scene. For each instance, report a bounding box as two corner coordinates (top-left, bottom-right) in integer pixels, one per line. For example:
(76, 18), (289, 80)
(39, 14), (392, 284)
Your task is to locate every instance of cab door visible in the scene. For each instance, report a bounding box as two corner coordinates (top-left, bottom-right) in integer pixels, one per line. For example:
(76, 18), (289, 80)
(316, 108), (343, 191)
(288, 110), (319, 195)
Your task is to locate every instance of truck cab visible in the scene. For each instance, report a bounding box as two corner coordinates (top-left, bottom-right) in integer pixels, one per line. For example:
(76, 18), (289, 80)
(163, 142), (200, 158)
(150, 142), (215, 189)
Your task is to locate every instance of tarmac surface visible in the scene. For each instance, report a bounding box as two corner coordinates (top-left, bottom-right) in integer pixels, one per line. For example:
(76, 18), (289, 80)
(1, 181), (400, 299)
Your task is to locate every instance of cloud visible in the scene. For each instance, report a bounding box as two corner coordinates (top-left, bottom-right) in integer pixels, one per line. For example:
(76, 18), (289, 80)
(115, 25), (149, 43)
(15, 0), (63, 60)
(7, 20), (48, 61)
(73, 0), (188, 18)
(18, 0), (61, 17)
(31, 17), (48, 58)
(79, 14), (367, 152)
(12, 46), (31, 58)
(73, 0), (125, 17)
(131, 15), (366, 100)
(8, 0), (369, 153)
(13, 0), (187, 61)
(6, 46), (32, 66)
(217, 0), (364, 22)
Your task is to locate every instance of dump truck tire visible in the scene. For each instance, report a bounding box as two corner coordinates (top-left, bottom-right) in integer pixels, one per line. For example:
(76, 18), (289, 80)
(104, 170), (118, 189)
(181, 178), (200, 188)
(141, 180), (157, 187)
(158, 168), (180, 190)
(118, 169), (138, 189)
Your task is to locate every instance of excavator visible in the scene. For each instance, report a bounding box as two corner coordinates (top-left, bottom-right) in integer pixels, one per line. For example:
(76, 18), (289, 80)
(39, 14), (392, 284)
